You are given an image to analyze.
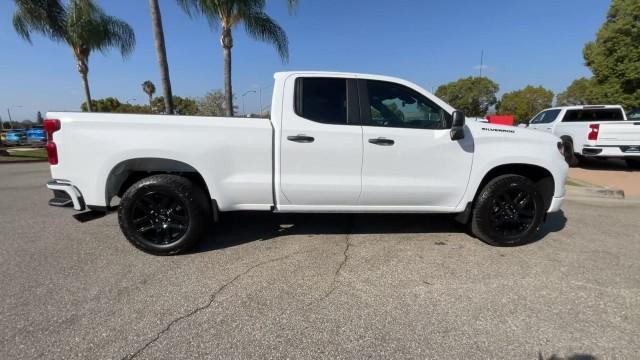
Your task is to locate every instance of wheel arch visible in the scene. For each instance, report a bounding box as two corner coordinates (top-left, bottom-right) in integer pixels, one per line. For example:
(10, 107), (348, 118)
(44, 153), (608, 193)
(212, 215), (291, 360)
(475, 163), (555, 211)
(559, 135), (574, 151)
(105, 157), (213, 209)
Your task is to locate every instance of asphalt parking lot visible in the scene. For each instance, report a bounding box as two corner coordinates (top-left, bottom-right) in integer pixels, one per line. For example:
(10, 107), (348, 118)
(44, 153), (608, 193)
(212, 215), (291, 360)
(1, 162), (639, 359)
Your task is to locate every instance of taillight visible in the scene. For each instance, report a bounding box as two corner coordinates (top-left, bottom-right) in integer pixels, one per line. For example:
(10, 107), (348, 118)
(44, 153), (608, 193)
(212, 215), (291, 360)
(43, 119), (61, 165)
(588, 124), (599, 141)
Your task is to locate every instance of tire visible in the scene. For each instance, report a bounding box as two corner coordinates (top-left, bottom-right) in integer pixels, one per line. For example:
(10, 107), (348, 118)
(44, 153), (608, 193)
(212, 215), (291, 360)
(562, 138), (579, 167)
(471, 175), (546, 246)
(118, 174), (210, 255)
(626, 158), (640, 170)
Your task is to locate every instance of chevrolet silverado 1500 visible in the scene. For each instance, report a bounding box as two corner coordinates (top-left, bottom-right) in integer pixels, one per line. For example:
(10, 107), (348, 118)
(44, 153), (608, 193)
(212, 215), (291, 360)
(45, 71), (568, 254)
(528, 105), (640, 168)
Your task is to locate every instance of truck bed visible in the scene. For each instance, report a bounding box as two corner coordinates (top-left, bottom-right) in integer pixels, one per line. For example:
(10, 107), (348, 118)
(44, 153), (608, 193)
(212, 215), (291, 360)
(46, 112), (275, 210)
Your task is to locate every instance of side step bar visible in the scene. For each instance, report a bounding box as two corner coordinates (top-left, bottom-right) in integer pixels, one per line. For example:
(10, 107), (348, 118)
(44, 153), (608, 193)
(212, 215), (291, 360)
(47, 180), (86, 211)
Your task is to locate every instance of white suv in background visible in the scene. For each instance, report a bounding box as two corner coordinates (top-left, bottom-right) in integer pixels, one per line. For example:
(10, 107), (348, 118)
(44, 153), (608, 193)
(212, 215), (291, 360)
(527, 105), (640, 168)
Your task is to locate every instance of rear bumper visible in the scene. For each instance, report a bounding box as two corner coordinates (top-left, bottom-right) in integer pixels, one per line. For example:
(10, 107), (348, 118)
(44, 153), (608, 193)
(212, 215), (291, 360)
(548, 196), (564, 213)
(582, 146), (640, 158)
(46, 180), (85, 211)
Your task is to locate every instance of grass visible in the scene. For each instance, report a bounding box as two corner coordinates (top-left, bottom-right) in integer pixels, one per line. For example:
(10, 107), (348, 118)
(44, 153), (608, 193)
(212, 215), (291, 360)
(0, 147), (47, 162)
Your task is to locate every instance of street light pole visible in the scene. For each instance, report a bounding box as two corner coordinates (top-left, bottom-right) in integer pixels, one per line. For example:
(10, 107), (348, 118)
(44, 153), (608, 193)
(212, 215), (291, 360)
(255, 84), (274, 117)
(242, 90), (256, 116)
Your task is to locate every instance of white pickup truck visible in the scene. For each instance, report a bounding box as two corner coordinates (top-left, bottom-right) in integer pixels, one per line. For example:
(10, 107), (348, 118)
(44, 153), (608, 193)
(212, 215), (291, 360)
(44, 71), (568, 255)
(527, 105), (640, 168)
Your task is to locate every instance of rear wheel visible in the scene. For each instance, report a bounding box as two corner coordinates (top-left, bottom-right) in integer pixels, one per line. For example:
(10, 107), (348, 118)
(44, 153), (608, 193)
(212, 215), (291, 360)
(471, 175), (546, 246)
(118, 174), (210, 255)
(562, 138), (579, 167)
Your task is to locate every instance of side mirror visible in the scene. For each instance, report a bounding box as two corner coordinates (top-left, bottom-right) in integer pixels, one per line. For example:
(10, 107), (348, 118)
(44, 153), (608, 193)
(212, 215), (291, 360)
(450, 110), (465, 141)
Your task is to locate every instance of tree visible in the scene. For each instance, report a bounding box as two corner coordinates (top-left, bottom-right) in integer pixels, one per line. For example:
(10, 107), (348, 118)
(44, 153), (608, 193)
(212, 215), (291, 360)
(197, 90), (237, 116)
(583, 0), (640, 108)
(556, 78), (603, 106)
(81, 97), (123, 112)
(147, 0), (174, 114)
(152, 96), (199, 115)
(435, 77), (499, 117)
(142, 80), (156, 108)
(81, 97), (151, 113)
(497, 86), (554, 124)
(177, 0), (293, 116)
(13, 0), (135, 112)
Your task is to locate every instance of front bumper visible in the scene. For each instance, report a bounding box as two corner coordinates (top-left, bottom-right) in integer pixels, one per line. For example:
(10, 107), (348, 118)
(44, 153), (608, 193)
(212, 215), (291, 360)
(46, 180), (85, 211)
(548, 196), (564, 213)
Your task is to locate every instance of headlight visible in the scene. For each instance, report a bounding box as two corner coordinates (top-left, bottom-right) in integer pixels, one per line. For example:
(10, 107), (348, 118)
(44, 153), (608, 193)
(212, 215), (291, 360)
(557, 141), (565, 156)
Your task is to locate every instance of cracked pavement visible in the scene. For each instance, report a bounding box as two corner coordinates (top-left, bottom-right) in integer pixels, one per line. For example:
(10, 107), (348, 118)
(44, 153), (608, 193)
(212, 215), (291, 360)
(2, 162), (640, 359)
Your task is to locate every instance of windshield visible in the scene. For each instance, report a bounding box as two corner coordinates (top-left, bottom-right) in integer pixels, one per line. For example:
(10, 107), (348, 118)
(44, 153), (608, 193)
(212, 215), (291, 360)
(628, 109), (640, 120)
(530, 109), (561, 124)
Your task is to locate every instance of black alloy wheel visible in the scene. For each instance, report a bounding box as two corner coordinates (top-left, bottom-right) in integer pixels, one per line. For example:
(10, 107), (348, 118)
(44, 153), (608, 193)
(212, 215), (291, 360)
(118, 174), (210, 255)
(488, 186), (537, 237)
(131, 190), (189, 245)
(471, 174), (546, 246)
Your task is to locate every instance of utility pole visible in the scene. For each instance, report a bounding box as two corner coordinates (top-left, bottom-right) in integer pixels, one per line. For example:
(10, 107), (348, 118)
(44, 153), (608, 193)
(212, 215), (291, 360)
(7, 108), (14, 129)
(479, 50), (484, 78)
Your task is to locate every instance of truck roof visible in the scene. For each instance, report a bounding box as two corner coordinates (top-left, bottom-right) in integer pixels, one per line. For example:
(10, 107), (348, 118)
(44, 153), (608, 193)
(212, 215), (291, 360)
(545, 105), (624, 111)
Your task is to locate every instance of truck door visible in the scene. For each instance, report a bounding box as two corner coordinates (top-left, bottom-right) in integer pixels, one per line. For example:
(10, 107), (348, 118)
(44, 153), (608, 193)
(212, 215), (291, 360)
(528, 109), (561, 133)
(279, 76), (363, 205)
(357, 79), (474, 208)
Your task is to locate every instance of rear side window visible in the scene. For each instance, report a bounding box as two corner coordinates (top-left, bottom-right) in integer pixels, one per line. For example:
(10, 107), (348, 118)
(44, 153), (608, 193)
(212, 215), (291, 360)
(628, 109), (640, 120)
(562, 108), (624, 122)
(295, 78), (347, 124)
(530, 109), (561, 124)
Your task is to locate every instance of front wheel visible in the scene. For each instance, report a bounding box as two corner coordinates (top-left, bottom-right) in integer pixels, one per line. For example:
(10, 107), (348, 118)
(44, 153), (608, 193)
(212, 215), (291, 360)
(471, 175), (546, 246)
(118, 174), (210, 255)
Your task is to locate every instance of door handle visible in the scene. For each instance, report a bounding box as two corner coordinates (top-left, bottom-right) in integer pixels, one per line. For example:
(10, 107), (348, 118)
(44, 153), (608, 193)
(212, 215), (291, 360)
(287, 134), (315, 143)
(368, 137), (395, 146)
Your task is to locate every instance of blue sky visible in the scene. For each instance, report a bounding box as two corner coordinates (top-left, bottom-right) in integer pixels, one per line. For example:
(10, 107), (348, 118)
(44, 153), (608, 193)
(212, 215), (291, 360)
(0, 0), (609, 121)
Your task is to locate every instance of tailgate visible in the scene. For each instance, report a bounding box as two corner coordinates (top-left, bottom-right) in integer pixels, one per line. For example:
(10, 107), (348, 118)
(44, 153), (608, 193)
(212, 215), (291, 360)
(596, 121), (640, 145)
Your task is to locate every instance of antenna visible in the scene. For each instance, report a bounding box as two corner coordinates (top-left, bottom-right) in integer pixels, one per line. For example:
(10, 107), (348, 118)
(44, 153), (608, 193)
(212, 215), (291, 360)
(479, 50), (484, 77)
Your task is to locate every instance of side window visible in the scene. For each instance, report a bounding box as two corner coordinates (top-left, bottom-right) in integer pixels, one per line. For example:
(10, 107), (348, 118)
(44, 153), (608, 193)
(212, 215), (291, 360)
(563, 108), (624, 122)
(531, 109), (561, 124)
(295, 77), (347, 125)
(365, 80), (452, 129)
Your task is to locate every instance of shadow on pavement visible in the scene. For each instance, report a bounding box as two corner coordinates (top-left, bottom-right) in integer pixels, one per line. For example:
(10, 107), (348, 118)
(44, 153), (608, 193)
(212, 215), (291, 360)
(193, 210), (567, 253)
(577, 157), (633, 172)
(538, 352), (598, 360)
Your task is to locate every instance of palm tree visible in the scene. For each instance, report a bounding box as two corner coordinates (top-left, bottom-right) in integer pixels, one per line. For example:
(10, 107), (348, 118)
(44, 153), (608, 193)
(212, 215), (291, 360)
(142, 80), (156, 108)
(147, 0), (174, 114)
(177, 0), (293, 116)
(13, 0), (135, 112)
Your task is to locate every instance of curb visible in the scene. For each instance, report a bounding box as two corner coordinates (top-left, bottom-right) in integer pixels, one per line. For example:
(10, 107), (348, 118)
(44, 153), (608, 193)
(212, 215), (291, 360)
(565, 184), (625, 200)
